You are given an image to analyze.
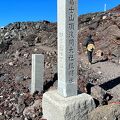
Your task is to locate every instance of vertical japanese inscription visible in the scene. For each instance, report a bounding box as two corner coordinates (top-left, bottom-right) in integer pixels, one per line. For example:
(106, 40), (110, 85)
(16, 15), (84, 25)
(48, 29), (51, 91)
(67, 0), (78, 84)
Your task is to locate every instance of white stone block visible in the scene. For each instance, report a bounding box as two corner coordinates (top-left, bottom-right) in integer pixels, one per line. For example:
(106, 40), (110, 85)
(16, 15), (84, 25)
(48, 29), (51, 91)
(31, 54), (44, 94)
(42, 90), (95, 120)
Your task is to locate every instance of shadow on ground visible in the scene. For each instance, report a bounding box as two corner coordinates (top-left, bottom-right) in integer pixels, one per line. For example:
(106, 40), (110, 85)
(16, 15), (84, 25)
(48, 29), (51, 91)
(93, 58), (108, 64)
(99, 77), (120, 91)
(43, 73), (58, 92)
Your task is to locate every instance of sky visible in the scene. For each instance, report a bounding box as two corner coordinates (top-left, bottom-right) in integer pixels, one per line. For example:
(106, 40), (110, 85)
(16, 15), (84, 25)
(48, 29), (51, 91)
(0, 0), (119, 27)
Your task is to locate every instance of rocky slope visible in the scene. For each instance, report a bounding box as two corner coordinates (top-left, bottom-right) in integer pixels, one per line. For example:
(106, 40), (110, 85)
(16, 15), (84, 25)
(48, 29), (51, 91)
(0, 5), (120, 120)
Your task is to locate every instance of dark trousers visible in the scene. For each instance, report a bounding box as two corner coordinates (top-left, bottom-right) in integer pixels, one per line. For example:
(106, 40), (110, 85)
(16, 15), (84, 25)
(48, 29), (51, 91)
(87, 50), (93, 63)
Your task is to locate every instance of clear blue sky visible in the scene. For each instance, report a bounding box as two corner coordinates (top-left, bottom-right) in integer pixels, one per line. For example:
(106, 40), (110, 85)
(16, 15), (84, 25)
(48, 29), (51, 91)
(0, 0), (119, 26)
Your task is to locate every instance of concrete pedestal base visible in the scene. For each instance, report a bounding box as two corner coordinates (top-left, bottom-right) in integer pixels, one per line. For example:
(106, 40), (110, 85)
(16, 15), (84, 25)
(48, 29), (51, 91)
(42, 90), (95, 120)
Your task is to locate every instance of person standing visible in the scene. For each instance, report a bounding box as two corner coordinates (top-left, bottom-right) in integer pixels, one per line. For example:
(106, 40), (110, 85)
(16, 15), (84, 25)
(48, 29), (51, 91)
(83, 34), (95, 64)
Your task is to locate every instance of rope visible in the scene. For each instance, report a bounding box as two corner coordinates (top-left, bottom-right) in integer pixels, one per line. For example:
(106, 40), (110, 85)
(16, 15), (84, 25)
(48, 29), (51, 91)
(109, 102), (120, 104)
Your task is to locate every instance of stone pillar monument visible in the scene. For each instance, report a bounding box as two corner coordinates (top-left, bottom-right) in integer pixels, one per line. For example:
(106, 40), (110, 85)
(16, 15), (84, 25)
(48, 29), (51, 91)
(42, 0), (95, 119)
(57, 0), (78, 97)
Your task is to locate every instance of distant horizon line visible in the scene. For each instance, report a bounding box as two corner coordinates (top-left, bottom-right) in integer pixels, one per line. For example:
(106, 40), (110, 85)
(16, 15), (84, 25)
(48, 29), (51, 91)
(0, 10), (106, 27)
(0, 4), (119, 27)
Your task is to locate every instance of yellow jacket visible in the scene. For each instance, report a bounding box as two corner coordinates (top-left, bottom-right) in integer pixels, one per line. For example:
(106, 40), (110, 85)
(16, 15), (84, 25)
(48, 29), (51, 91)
(87, 44), (95, 51)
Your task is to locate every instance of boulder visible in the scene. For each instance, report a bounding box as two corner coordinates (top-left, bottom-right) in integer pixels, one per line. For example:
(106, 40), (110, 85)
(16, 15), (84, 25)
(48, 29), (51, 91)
(89, 104), (120, 120)
(23, 99), (42, 118)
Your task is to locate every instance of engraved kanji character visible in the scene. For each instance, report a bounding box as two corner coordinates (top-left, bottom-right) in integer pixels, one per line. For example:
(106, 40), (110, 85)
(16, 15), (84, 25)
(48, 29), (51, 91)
(69, 31), (74, 38)
(69, 14), (74, 21)
(70, 0), (74, 5)
(69, 23), (74, 30)
(69, 6), (74, 13)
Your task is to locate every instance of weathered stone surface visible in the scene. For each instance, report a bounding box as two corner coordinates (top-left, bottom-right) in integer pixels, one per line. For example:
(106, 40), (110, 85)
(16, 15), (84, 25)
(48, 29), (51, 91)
(91, 85), (106, 99)
(0, 41), (11, 53)
(23, 99), (42, 118)
(12, 116), (24, 120)
(15, 75), (24, 81)
(96, 50), (103, 57)
(88, 104), (120, 120)
(42, 90), (95, 120)
(0, 115), (5, 120)
(16, 96), (25, 114)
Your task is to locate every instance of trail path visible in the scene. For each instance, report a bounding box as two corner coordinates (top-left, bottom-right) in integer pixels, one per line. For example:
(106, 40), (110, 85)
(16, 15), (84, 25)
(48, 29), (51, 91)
(80, 54), (120, 101)
(37, 45), (120, 100)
